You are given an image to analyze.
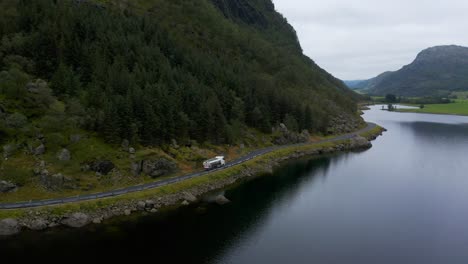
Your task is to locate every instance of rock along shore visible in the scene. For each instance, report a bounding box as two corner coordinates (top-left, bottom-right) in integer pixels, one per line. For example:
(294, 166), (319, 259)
(0, 128), (385, 237)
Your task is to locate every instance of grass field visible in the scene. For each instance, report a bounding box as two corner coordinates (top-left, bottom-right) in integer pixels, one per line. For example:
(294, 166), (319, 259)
(397, 99), (468, 116)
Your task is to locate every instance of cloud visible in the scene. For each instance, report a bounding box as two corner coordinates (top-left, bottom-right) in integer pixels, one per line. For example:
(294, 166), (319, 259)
(273, 0), (468, 79)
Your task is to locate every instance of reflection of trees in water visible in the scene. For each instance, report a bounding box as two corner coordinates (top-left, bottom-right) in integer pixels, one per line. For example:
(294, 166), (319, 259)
(0, 155), (348, 263)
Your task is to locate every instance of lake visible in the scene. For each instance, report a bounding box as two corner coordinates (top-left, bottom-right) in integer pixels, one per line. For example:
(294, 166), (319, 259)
(3, 105), (468, 263)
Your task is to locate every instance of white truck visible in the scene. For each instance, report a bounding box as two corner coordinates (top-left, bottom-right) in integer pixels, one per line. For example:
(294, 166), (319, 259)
(203, 156), (226, 170)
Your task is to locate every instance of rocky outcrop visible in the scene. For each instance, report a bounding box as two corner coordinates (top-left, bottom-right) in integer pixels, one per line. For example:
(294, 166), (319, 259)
(34, 144), (46, 155)
(57, 148), (71, 161)
(0, 127), (385, 236)
(28, 218), (48, 231)
(215, 194), (230, 205)
(61, 213), (90, 228)
(40, 173), (75, 190)
(0, 218), (20, 236)
(327, 115), (364, 135)
(273, 123), (310, 145)
(0, 180), (17, 193)
(182, 192), (198, 203)
(2, 144), (16, 159)
(121, 139), (130, 151)
(349, 136), (372, 149)
(131, 158), (177, 178)
(89, 160), (115, 175)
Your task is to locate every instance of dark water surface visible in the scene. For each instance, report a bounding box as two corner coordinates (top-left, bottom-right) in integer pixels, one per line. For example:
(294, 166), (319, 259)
(3, 106), (468, 263)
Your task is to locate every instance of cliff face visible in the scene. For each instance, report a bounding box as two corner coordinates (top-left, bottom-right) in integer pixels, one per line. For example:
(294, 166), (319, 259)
(211, 0), (273, 28)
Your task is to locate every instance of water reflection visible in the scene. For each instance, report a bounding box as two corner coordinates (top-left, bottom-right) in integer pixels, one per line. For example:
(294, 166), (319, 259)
(0, 156), (344, 263)
(4, 107), (468, 264)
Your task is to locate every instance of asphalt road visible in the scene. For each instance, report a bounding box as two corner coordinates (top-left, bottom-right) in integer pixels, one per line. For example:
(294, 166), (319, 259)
(0, 122), (377, 209)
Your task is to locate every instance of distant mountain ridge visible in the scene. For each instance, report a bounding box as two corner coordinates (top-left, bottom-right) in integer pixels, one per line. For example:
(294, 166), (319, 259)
(347, 45), (468, 96)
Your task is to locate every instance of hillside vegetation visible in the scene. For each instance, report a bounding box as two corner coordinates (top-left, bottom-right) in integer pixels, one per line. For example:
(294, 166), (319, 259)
(351, 45), (468, 97)
(0, 0), (360, 199)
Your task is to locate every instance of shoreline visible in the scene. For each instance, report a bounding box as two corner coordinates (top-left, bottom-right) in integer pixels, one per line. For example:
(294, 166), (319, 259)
(396, 109), (468, 117)
(0, 125), (386, 236)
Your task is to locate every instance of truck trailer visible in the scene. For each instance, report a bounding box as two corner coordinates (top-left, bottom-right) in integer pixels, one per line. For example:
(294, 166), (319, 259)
(203, 156), (226, 170)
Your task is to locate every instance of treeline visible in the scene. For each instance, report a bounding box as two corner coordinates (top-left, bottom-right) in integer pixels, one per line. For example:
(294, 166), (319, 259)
(0, 0), (357, 146)
(379, 94), (452, 104)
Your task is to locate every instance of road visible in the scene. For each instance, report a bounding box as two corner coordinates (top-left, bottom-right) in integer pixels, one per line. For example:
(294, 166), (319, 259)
(0, 123), (377, 209)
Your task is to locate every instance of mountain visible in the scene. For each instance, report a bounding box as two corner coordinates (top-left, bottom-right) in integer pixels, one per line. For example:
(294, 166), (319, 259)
(0, 0), (362, 192)
(362, 45), (468, 96)
(0, 0), (359, 146)
(344, 80), (368, 90)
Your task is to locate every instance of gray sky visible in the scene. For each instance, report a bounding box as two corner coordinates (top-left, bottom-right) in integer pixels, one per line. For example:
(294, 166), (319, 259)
(272, 0), (468, 80)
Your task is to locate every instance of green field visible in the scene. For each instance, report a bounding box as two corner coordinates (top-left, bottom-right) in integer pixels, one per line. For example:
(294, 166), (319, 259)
(398, 100), (468, 116)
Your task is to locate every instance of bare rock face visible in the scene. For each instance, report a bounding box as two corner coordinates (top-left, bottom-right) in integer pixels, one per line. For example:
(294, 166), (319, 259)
(40, 173), (76, 191)
(0, 218), (20, 236)
(61, 213), (90, 228)
(139, 158), (177, 178)
(0, 180), (17, 193)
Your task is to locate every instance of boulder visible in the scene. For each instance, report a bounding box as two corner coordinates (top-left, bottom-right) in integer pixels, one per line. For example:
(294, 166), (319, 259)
(29, 219), (48, 231)
(279, 123), (288, 132)
(131, 161), (142, 176)
(128, 147), (136, 154)
(57, 148), (71, 161)
(171, 139), (179, 149)
(34, 144), (46, 155)
(0, 218), (20, 236)
(137, 201), (146, 210)
(92, 218), (102, 224)
(141, 158), (177, 178)
(0, 180), (17, 193)
(145, 200), (156, 208)
(181, 200), (189, 206)
(40, 173), (75, 190)
(349, 136), (372, 149)
(215, 195), (230, 205)
(61, 213), (90, 228)
(89, 160), (115, 175)
(2, 144), (16, 159)
(121, 139), (130, 151)
(182, 192), (198, 203)
(124, 209), (131, 216)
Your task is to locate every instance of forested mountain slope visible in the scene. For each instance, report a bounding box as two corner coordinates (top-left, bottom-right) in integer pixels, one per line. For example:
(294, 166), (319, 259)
(0, 0), (359, 147)
(0, 0), (362, 197)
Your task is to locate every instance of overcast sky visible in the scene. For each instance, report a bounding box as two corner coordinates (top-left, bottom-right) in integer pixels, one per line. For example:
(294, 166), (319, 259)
(272, 0), (468, 80)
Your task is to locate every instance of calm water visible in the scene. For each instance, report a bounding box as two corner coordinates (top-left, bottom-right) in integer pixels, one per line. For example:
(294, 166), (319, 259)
(3, 106), (468, 263)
